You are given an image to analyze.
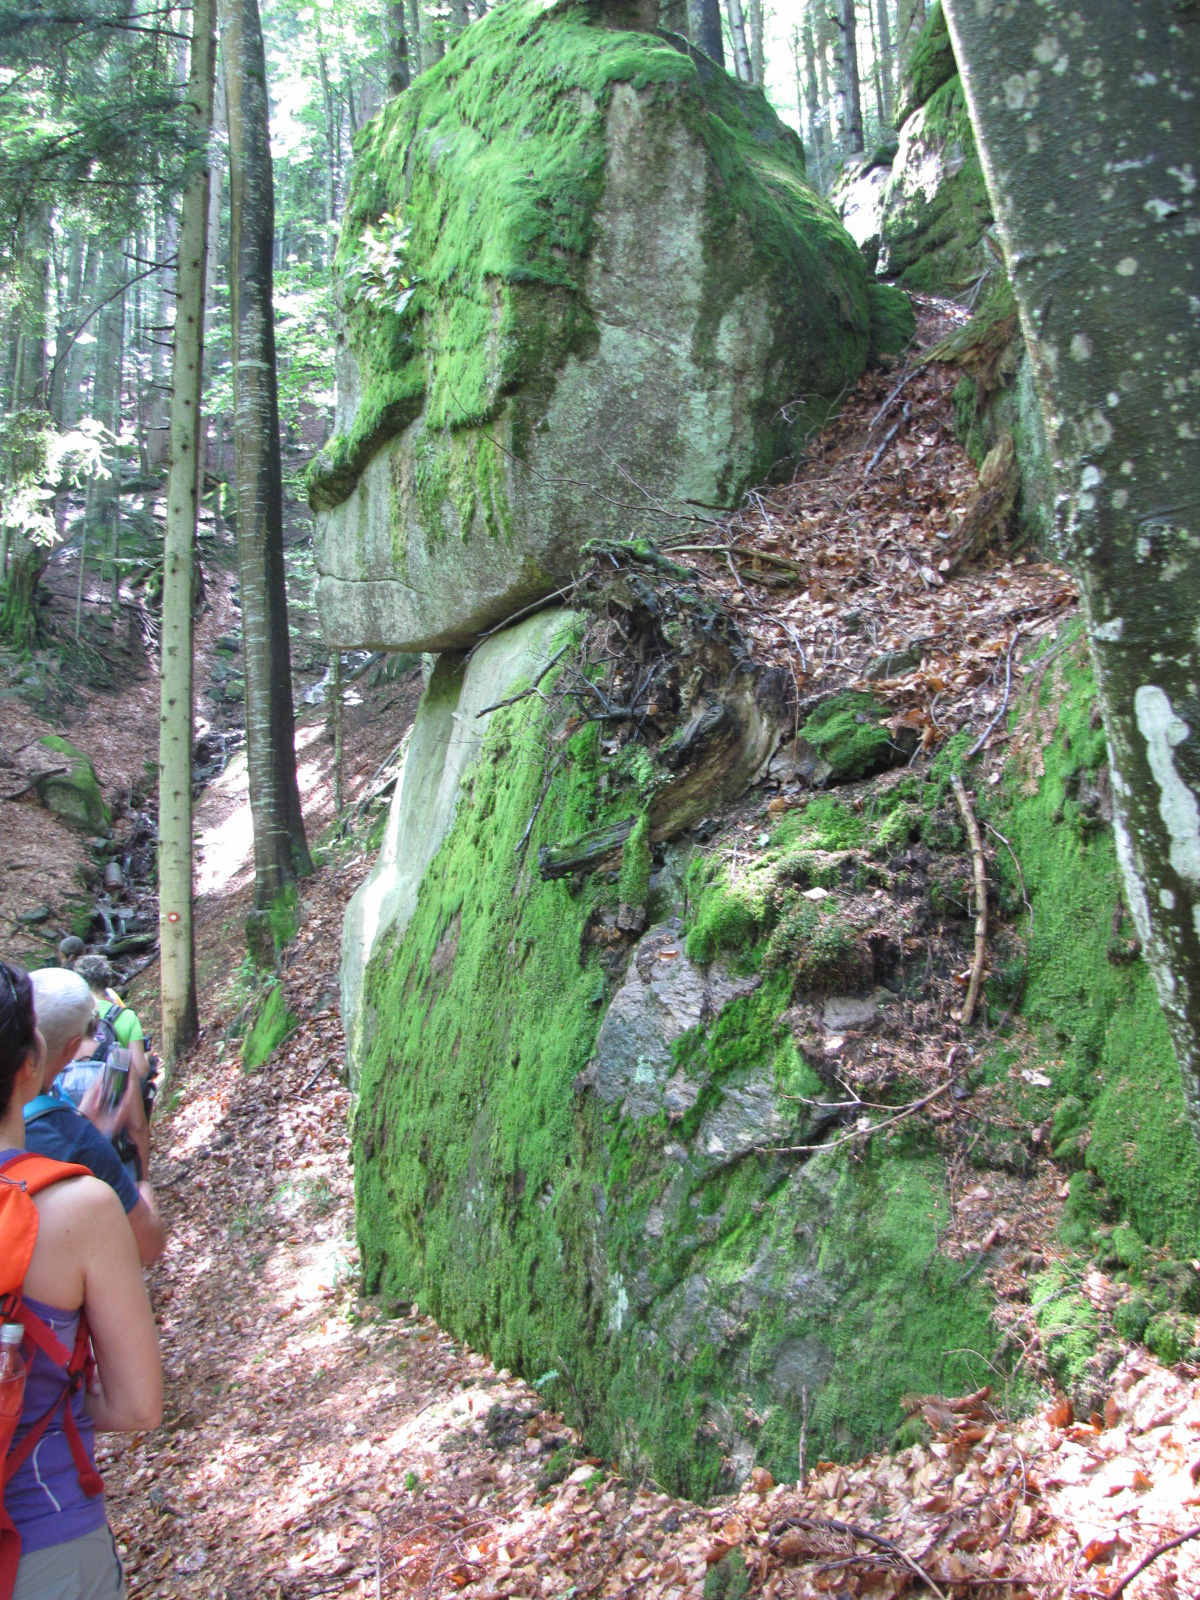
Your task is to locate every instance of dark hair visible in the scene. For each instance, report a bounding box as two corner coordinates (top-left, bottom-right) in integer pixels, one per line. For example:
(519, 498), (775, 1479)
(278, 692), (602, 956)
(1, 959), (38, 1117)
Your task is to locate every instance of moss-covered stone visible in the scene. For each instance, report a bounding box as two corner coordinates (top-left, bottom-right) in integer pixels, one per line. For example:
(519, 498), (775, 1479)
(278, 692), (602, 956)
(243, 985), (296, 1071)
(36, 736), (110, 833)
(866, 283), (915, 363)
(878, 74), (992, 294)
(796, 691), (908, 784)
(895, 1), (956, 126)
(310, 0), (870, 652)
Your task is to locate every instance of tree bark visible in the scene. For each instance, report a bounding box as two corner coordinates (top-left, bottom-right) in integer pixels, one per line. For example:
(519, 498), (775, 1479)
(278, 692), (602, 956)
(797, 13), (825, 187)
(421, 0), (444, 67)
(942, 0), (1200, 1140)
(726, 0), (753, 81)
(48, 231), (84, 424)
(748, 0), (764, 84)
(875, 0), (894, 127)
(159, 0), (216, 1064)
(836, 0), (865, 155)
(449, 0), (469, 40)
(221, 0), (312, 905)
(386, 0), (410, 94)
(687, 0), (724, 67)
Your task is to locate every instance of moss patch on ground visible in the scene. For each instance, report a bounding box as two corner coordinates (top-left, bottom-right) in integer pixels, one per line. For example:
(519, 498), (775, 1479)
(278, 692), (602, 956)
(243, 985), (297, 1072)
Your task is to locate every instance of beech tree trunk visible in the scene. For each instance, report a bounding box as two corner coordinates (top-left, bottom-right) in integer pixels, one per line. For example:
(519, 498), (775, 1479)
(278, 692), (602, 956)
(748, 0), (763, 84)
(875, 0), (894, 127)
(386, 0), (410, 94)
(159, 0), (216, 1064)
(726, 0), (752, 82)
(836, 0), (865, 155)
(942, 0), (1200, 1140)
(687, 0), (724, 67)
(221, 0), (312, 905)
(799, 14), (825, 187)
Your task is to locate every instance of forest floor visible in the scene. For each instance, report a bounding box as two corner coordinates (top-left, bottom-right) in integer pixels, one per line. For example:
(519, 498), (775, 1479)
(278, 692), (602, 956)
(5, 316), (1200, 1598)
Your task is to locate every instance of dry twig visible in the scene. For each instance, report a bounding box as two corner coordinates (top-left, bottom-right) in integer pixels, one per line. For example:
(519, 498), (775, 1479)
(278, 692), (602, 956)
(1107, 1525), (1200, 1599)
(952, 773), (988, 1026)
(773, 1514), (950, 1600)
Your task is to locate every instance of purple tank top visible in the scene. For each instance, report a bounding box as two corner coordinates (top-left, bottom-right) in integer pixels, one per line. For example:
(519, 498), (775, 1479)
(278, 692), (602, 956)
(7, 1296), (106, 1554)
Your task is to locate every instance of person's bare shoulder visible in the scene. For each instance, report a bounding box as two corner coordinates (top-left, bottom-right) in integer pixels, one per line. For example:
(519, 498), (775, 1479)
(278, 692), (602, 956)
(34, 1170), (126, 1235)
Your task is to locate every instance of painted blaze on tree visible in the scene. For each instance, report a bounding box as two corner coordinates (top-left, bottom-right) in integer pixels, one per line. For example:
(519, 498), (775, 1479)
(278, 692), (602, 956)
(940, 1), (1200, 1142)
(307, 0), (875, 655)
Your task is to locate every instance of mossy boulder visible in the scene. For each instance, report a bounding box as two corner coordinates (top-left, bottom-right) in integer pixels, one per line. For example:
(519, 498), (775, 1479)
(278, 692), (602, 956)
(867, 283), (916, 363)
(878, 75), (992, 293)
(309, 0), (870, 653)
(36, 736), (110, 833)
(895, 1), (956, 126)
(830, 157), (892, 271)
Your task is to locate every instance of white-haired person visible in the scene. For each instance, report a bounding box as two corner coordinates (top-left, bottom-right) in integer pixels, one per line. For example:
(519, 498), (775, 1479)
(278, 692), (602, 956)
(1, 956), (161, 1600)
(26, 969), (166, 1266)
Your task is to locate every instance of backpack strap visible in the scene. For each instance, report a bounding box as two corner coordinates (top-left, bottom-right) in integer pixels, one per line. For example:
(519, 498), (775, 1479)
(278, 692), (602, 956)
(0, 1153), (98, 1600)
(21, 1094), (62, 1125)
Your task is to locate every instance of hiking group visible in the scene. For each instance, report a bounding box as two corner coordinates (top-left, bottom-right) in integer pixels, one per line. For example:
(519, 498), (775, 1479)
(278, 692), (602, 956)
(1, 954), (165, 1600)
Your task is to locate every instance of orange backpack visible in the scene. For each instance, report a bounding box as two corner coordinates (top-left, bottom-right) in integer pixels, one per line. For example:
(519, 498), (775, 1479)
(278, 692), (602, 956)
(0, 1151), (103, 1599)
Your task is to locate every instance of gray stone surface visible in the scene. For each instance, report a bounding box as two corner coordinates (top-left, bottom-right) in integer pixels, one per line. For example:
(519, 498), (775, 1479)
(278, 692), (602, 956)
(822, 993), (881, 1033)
(581, 920), (755, 1120)
(341, 608), (574, 1080)
(314, 72), (869, 653)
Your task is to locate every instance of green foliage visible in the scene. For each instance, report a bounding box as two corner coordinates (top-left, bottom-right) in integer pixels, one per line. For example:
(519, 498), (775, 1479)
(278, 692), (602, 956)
(798, 691), (901, 781)
(1030, 1263), (1098, 1393)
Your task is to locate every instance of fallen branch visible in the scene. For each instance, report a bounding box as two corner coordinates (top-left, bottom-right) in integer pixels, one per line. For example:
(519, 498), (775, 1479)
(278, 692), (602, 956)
(1107, 1525), (1200, 1598)
(670, 543), (805, 578)
(952, 774), (988, 1026)
(867, 361), (928, 434)
(475, 643), (569, 717)
(515, 754), (563, 861)
(864, 402), (911, 478)
(760, 1078), (956, 1157)
(966, 627), (1022, 761)
(772, 1514), (949, 1600)
(2, 766), (67, 801)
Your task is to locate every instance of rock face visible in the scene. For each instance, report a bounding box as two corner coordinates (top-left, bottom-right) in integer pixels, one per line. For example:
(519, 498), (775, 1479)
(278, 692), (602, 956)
(342, 608), (573, 1080)
(308, 0), (871, 653)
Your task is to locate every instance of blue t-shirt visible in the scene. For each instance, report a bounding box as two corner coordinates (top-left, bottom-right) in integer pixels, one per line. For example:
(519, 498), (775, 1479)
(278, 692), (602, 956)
(23, 1087), (139, 1214)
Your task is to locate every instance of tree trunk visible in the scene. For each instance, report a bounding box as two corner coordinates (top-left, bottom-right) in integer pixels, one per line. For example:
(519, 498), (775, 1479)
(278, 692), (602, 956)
(836, 0), (865, 155)
(748, 0), (764, 84)
(875, 0), (894, 127)
(942, 0), (1200, 1141)
(386, 0), (410, 94)
(798, 14), (825, 187)
(449, 0), (469, 40)
(896, 0), (926, 82)
(406, 0), (422, 76)
(421, 0), (444, 67)
(687, 0), (724, 67)
(48, 231), (84, 424)
(221, 0), (312, 905)
(726, 0), (753, 81)
(159, 0), (216, 1065)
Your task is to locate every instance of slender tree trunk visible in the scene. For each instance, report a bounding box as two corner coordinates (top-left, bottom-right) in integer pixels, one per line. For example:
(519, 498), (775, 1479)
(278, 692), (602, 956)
(942, 0), (1200, 1143)
(159, 0), (216, 1064)
(61, 241), (100, 429)
(386, 0), (410, 94)
(406, 0), (422, 76)
(798, 16), (825, 187)
(817, 6), (839, 143)
(687, 0), (724, 66)
(421, 0), (444, 66)
(748, 0), (763, 85)
(48, 231), (84, 423)
(221, 0), (312, 905)
(726, 0), (752, 81)
(875, 0), (894, 127)
(449, 0), (469, 40)
(836, 0), (865, 155)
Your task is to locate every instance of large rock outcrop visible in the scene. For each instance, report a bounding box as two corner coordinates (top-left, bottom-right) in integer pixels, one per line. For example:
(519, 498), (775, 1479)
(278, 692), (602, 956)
(307, 0), (871, 654)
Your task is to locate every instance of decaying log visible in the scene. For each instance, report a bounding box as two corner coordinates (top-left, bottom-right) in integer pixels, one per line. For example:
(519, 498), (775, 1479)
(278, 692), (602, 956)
(538, 818), (635, 880)
(943, 431), (1019, 575)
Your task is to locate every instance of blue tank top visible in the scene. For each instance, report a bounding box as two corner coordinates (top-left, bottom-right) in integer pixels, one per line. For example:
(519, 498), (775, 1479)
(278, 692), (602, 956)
(7, 1308), (106, 1554)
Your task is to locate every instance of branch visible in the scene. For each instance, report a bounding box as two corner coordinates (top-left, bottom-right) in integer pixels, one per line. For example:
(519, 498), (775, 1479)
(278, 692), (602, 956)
(772, 1515), (948, 1600)
(46, 257), (179, 404)
(474, 643), (568, 717)
(951, 774), (988, 1027)
(669, 543), (805, 578)
(2, 766), (66, 801)
(1108, 1526), (1200, 1598)
(966, 627), (1022, 760)
(760, 1078), (956, 1157)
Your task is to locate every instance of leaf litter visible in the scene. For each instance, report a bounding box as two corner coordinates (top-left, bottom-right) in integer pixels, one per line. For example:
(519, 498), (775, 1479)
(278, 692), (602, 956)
(100, 302), (1200, 1599)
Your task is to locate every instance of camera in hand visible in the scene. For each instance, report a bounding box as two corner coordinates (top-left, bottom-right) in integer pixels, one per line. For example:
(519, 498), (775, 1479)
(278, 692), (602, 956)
(98, 1047), (131, 1115)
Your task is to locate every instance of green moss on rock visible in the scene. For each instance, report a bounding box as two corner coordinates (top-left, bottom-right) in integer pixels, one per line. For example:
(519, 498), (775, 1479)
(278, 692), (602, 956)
(243, 985), (296, 1071)
(36, 736), (110, 833)
(866, 283), (916, 363)
(797, 691), (904, 783)
(895, 1), (956, 126)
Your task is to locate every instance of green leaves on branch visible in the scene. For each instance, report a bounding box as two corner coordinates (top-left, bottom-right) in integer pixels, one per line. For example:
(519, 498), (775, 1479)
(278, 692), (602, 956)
(342, 208), (422, 314)
(0, 410), (108, 549)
